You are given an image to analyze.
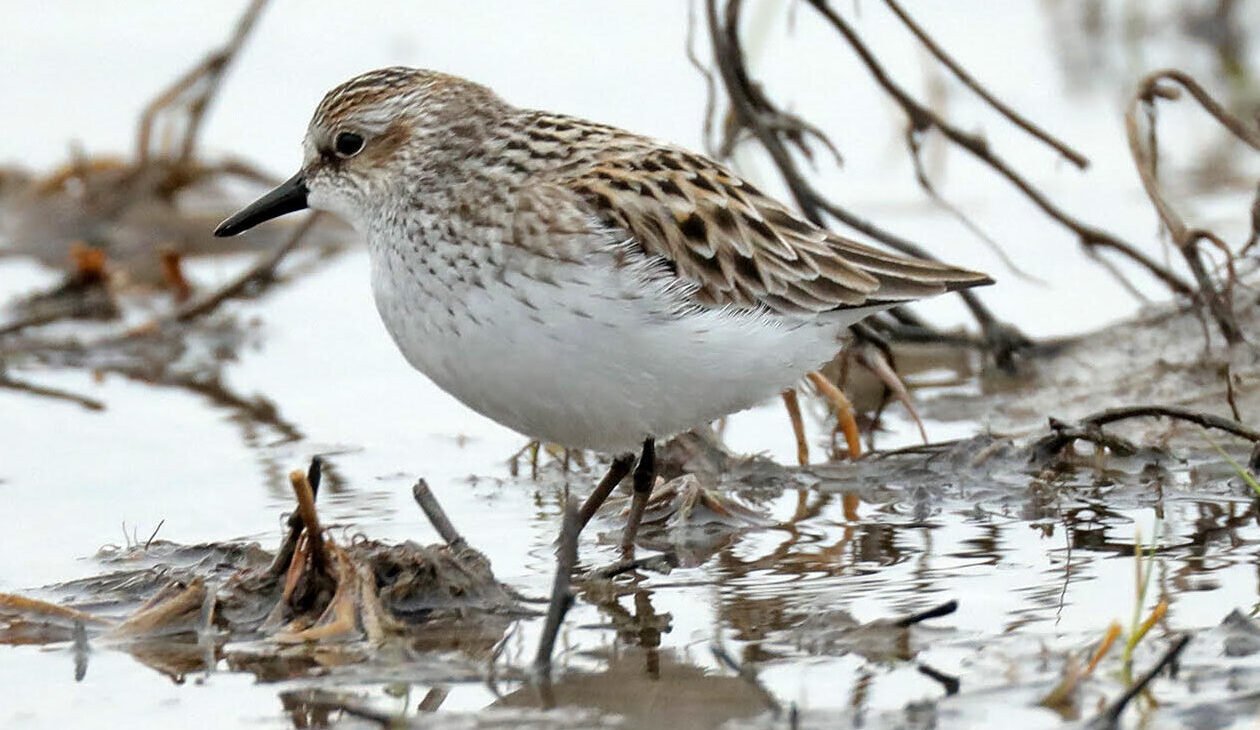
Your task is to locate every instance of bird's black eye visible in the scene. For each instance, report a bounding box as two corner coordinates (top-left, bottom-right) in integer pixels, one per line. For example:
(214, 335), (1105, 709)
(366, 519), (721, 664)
(334, 131), (365, 158)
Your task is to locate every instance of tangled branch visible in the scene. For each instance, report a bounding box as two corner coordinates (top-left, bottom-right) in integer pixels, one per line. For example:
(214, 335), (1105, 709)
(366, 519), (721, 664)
(1125, 69), (1260, 345)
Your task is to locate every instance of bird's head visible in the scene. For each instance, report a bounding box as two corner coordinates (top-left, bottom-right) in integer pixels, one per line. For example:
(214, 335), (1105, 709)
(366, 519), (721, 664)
(215, 66), (503, 237)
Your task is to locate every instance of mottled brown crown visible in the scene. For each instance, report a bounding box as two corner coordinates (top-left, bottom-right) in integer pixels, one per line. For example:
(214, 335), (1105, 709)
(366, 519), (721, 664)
(313, 67), (500, 132)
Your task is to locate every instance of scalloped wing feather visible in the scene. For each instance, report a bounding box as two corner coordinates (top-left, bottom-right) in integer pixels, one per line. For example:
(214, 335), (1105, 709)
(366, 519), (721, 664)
(555, 145), (992, 316)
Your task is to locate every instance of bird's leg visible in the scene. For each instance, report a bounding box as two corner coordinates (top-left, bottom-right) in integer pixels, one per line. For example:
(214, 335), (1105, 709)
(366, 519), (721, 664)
(807, 372), (863, 460)
(577, 452), (636, 532)
(781, 389), (809, 465)
(619, 438), (656, 555)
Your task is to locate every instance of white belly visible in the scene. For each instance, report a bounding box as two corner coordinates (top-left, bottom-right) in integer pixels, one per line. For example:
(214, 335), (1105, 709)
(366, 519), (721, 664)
(368, 240), (857, 453)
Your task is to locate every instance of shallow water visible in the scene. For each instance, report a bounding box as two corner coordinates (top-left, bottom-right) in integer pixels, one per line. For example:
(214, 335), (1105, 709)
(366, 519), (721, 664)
(3, 2), (1260, 728)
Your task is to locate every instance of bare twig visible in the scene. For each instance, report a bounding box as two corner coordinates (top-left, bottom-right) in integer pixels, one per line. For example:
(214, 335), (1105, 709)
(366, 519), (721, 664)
(1031, 418), (1143, 462)
(72, 619), (90, 682)
(1241, 182), (1260, 255)
(143, 519), (166, 550)
(1125, 69), (1259, 345)
(135, 0), (270, 164)
(171, 213), (320, 325)
(801, 0), (1195, 298)
(267, 457), (323, 577)
(905, 128), (1050, 286)
(288, 466), (326, 574)
(0, 374), (105, 411)
(686, 0), (720, 157)
(412, 479), (467, 549)
(1031, 405), (1260, 462)
(1083, 405), (1260, 442)
(532, 499), (581, 680)
(114, 212), (319, 341)
(882, 0), (1089, 168)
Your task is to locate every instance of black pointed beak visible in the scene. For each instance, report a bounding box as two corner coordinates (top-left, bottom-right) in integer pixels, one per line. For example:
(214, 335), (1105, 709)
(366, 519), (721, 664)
(214, 172), (309, 237)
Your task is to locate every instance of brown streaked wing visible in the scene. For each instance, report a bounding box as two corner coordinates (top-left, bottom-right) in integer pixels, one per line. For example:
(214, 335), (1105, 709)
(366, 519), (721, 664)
(554, 145), (992, 315)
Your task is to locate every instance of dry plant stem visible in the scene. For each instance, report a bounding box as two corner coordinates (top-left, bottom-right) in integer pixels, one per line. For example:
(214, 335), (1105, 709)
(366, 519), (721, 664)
(533, 499), (580, 679)
(1036, 423), (1141, 460)
(119, 212), (318, 339)
(1034, 405), (1260, 461)
(0, 375), (105, 411)
(288, 468), (327, 575)
(0, 594), (108, 625)
(1037, 654), (1083, 715)
(135, 0), (269, 164)
(172, 212), (321, 325)
(799, 0), (1195, 299)
(882, 0), (1088, 169)
(906, 129), (1049, 287)
(276, 544), (358, 643)
(1086, 622), (1123, 676)
(1084, 405), (1260, 443)
(267, 457), (323, 577)
(109, 578), (207, 638)
(781, 389), (810, 466)
(411, 479), (467, 548)
(685, 0), (719, 156)
(1125, 70), (1260, 345)
(1242, 182), (1260, 255)
(806, 372), (862, 459)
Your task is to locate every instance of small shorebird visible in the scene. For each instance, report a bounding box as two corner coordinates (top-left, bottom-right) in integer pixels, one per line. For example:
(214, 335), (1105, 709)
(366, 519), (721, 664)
(216, 67), (991, 547)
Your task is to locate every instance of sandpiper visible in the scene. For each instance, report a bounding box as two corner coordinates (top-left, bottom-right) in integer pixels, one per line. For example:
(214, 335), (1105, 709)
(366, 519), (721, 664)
(215, 67), (992, 547)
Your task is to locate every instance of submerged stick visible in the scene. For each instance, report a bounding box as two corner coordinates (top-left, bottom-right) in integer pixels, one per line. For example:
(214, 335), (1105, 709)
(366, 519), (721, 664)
(1086, 634), (1191, 730)
(412, 479), (466, 549)
(532, 499), (581, 680)
(894, 599), (958, 628)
